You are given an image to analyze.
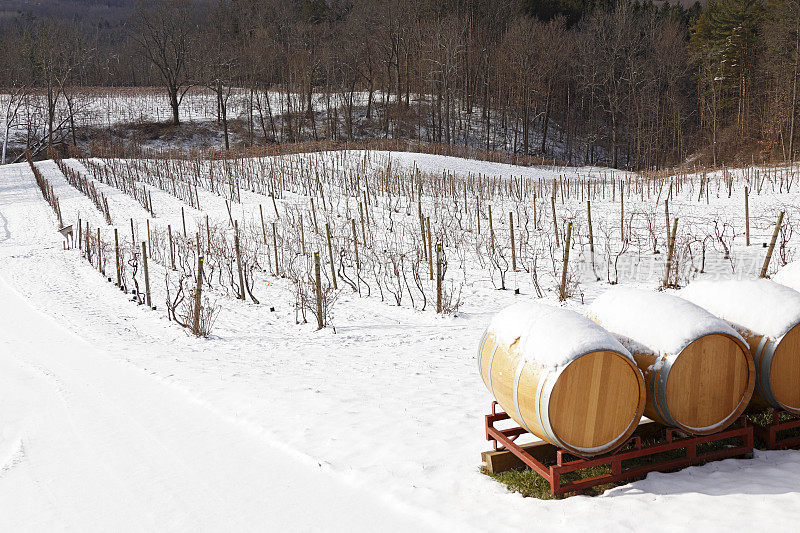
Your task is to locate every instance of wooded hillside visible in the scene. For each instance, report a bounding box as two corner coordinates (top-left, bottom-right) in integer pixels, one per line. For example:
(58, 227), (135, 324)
(1, 0), (796, 168)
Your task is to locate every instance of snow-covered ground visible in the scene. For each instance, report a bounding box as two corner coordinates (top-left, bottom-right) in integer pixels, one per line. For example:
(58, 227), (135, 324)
(1, 152), (799, 531)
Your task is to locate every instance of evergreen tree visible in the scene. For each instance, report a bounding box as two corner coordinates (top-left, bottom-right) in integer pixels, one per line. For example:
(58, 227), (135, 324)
(690, 0), (764, 163)
(762, 0), (800, 160)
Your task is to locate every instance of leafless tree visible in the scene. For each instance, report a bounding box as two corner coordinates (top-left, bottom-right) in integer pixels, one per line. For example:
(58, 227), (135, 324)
(132, 0), (200, 125)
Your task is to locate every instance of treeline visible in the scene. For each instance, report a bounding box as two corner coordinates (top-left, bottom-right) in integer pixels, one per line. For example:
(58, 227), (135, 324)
(1, 0), (798, 169)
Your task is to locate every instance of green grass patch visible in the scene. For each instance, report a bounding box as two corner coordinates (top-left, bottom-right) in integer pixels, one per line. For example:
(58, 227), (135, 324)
(487, 468), (563, 500)
(484, 432), (749, 499)
(748, 409), (800, 447)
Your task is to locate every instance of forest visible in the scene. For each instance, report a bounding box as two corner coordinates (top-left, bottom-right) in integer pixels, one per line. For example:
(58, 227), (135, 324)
(0, 0), (798, 169)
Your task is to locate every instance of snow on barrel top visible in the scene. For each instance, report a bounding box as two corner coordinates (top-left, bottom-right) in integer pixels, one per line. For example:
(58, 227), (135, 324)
(586, 287), (744, 357)
(680, 279), (800, 339)
(486, 301), (632, 368)
(774, 261), (800, 293)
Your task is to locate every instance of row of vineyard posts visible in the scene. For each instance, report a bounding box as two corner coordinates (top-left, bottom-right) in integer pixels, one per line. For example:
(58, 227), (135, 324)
(33, 148), (798, 336)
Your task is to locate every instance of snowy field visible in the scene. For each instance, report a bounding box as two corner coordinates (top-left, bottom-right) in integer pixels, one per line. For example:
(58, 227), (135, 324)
(2, 151), (800, 531)
(1, 87), (328, 130)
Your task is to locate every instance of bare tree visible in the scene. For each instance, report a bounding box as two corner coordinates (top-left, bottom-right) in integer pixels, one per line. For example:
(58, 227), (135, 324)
(1, 86), (27, 164)
(132, 0), (200, 125)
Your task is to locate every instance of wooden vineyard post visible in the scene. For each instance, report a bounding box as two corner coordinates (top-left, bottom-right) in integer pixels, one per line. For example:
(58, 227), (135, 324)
(419, 206), (427, 261)
(146, 219), (151, 258)
(97, 228), (102, 273)
(427, 216), (434, 280)
(359, 202), (366, 246)
(761, 211), (785, 278)
(314, 252), (324, 330)
(259, 204), (267, 244)
(665, 199), (670, 250)
(234, 221), (245, 300)
(206, 215), (211, 255)
(300, 214), (307, 256)
(193, 256), (204, 336)
(310, 198), (319, 233)
(436, 243), (443, 313)
(141, 241), (151, 308)
(114, 228), (121, 286)
(663, 218), (679, 288)
(104, 195), (111, 224)
(85, 222), (91, 263)
(351, 219), (360, 293)
(271, 192), (280, 218)
(463, 182), (468, 229)
(620, 188), (625, 241)
(225, 200), (234, 227)
(101, 195), (110, 224)
(272, 222), (280, 277)
(325, 223), (337, 289)
(476, 197), (481, 235)
(130, 218), (135, 248)
(587, 201), (594, 255)
(168, 225), (175, 269)
(181, 206), (187, 237)
(488, 204), (495, 251)
(559, 222), (572, 301)
(551, 194), (560, 247)
(745, 187), (750, 246)
(509, 211), (516, 272)
(78, 216), (82, 251)
(319, 181), (327, 212)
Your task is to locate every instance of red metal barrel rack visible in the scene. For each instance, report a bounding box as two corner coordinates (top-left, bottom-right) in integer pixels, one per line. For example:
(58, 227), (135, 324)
(482, 402), (754, 496)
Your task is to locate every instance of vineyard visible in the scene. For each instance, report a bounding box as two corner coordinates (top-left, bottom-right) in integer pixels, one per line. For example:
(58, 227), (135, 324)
(26, 148), (800, 339)
(4, 150), (800, 530)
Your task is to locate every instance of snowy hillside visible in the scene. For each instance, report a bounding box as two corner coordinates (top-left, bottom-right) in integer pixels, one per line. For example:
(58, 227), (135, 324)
(1, 152), (799, 531)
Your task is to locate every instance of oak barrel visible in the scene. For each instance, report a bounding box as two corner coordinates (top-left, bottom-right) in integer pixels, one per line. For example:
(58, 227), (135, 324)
(682, 279), (800, 414)
(478, 302), (646, 457)
(588, 288), (755, 435)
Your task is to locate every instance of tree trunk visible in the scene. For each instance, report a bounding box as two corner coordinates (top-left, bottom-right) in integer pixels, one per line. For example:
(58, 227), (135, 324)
(2, 120), (8, 165)
(222, 96), (229, 150)
(541, 80), (552, 155)
(47, 86), (55, 148)
(611, 112), (618, 168)
(790, 28), (799, 163)
(169, 87), (180, 125)
(712, 82), (718, 167)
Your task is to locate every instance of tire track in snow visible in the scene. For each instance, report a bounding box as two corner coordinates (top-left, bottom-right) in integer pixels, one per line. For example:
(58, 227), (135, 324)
(0, 439), (25, 477)
(0, 209), (10, 242)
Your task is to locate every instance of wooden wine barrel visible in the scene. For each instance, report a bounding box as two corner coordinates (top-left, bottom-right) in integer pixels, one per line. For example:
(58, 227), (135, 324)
(681, 279), (800, 414)
(588, 288), (755, 435)
(478, 302), (646, 457)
